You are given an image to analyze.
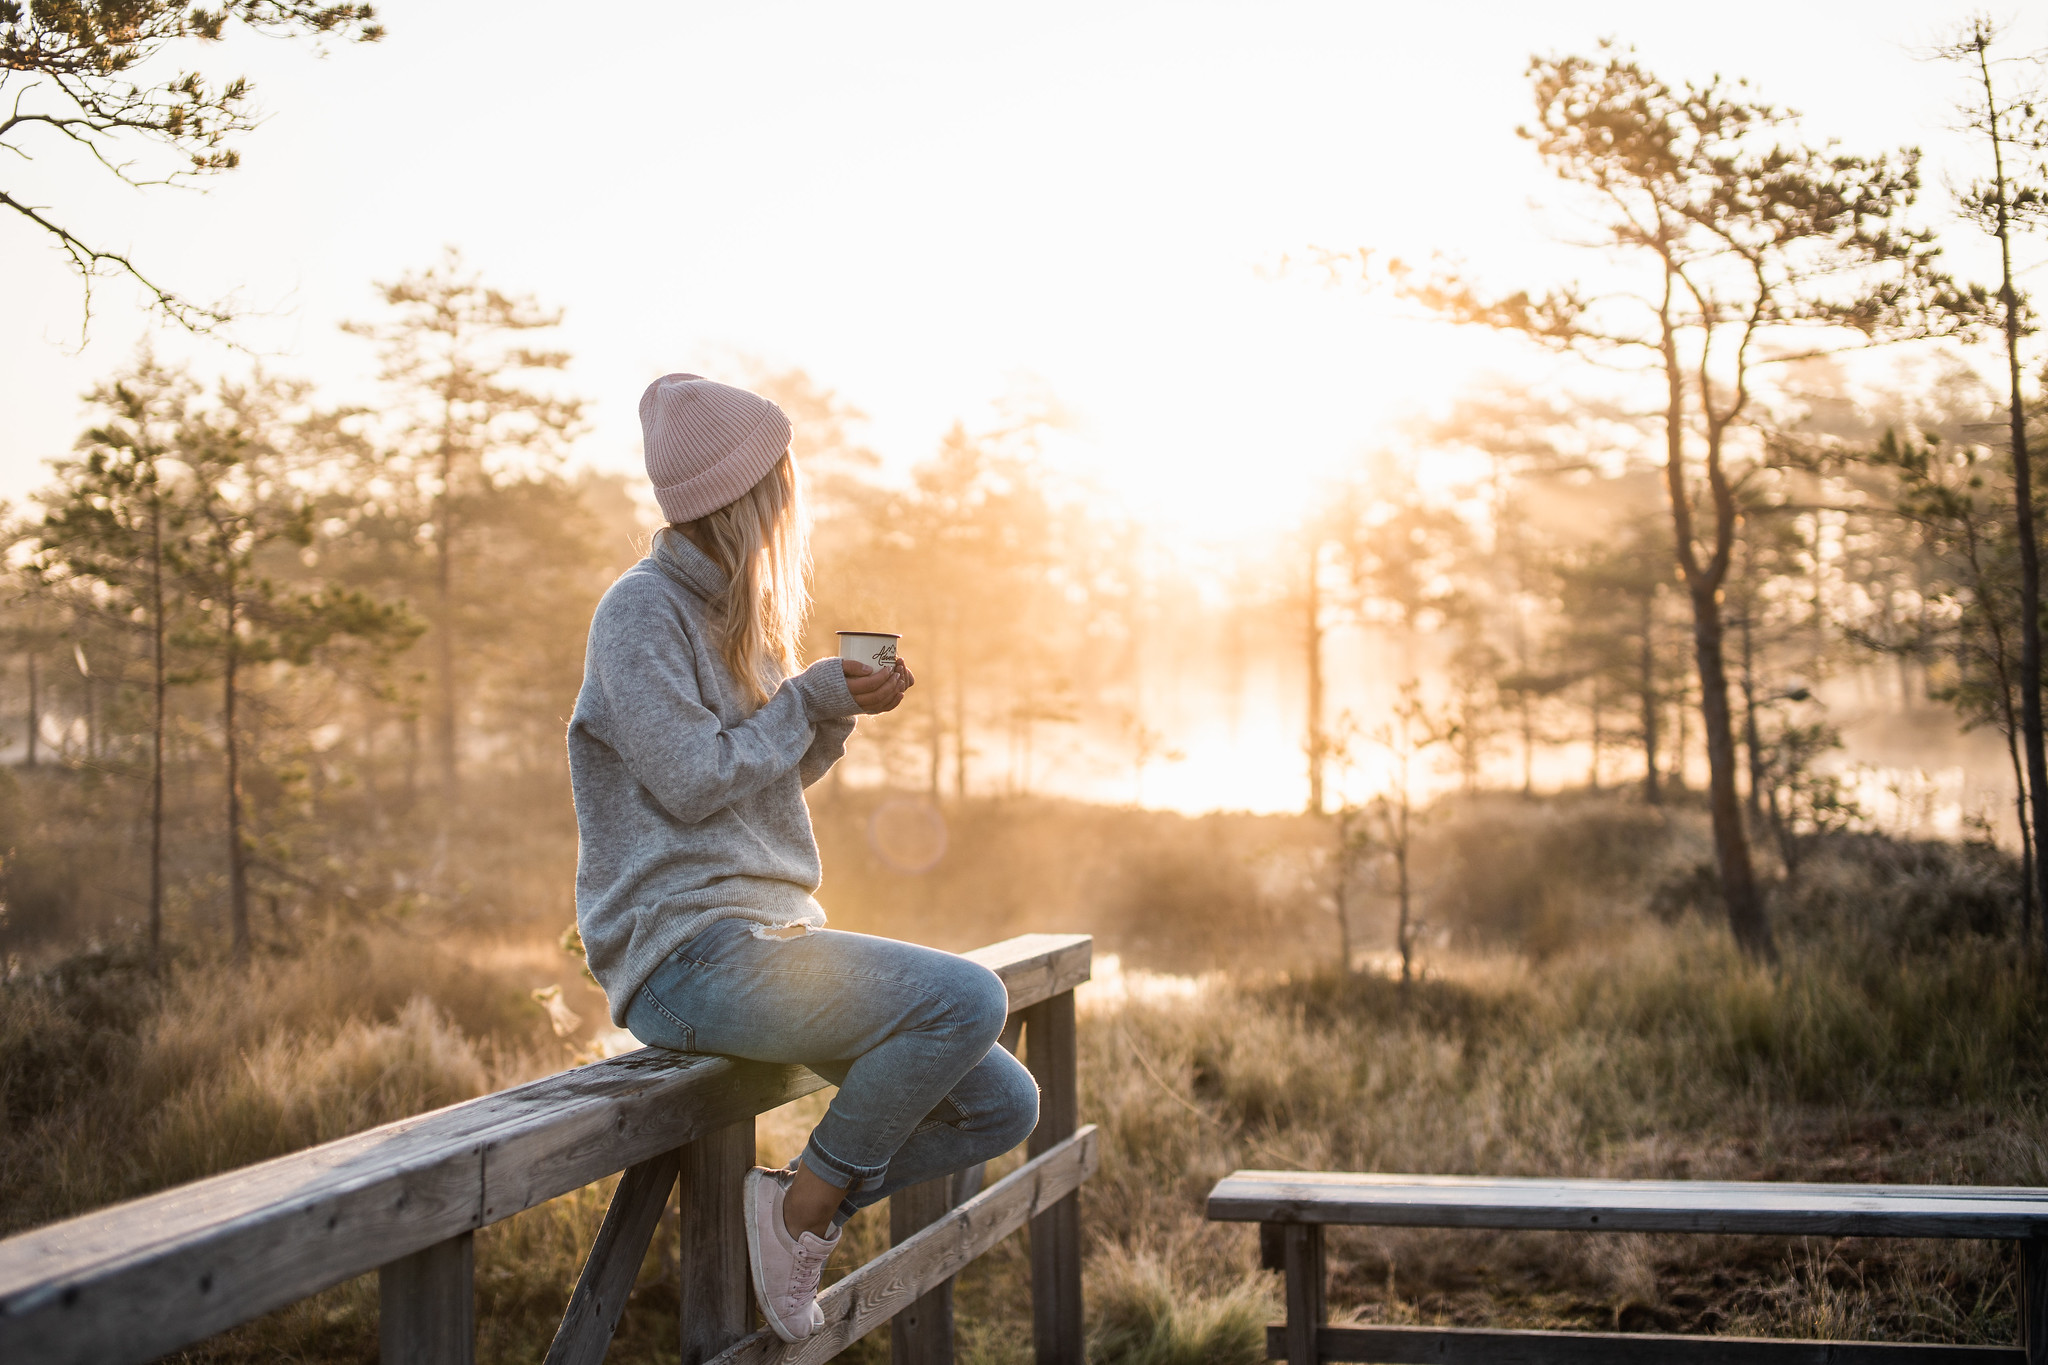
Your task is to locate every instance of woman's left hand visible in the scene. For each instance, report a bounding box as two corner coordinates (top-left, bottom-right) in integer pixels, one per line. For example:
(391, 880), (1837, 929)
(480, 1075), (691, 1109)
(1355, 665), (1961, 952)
(844, 657), (915, 714)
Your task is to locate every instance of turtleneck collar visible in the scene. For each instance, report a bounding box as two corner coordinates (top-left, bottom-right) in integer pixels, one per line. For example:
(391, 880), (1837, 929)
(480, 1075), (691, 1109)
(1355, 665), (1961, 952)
(652, 526), (728, 601)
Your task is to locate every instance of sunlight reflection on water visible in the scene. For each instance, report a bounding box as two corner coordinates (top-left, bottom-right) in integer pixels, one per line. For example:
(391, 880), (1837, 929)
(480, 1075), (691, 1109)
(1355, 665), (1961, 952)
(1075, 953), (1208, 1013)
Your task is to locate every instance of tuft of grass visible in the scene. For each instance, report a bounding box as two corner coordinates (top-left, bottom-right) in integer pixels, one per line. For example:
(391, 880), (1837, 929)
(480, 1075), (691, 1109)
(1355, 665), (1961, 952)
(1087, 1245), (1270, 1365)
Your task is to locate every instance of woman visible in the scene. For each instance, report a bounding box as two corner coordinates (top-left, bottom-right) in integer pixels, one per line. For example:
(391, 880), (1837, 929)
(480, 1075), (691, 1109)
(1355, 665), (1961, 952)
(567, 374), (1039, 1343)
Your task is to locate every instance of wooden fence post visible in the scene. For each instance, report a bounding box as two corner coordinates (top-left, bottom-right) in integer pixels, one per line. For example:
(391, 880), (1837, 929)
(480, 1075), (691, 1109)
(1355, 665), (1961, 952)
(1280, 1224), (1326, 1365)
(379, 1231), (475, 1365)
(679, 1119), (755, 1365)
(2023, 1236), (2045, 1365)
(1024, 991), (1083, 1365)
(890, 1174), (961, 1365)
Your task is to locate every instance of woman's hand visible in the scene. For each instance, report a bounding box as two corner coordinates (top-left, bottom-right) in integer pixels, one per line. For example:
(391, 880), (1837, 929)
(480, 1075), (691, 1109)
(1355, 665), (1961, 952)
(844, 657), (915, 714)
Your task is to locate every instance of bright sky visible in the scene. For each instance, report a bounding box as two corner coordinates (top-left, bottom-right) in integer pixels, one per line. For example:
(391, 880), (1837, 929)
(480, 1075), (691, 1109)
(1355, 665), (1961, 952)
(5, 0), (2038, 546)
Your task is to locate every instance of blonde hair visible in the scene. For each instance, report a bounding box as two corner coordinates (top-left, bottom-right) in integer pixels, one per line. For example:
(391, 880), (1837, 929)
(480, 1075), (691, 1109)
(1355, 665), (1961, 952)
(671, 452), (811, 707)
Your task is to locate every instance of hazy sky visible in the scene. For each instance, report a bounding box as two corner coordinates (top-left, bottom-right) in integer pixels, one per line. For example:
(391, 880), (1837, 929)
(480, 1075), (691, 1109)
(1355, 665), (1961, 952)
(4, 1), (2041, 542)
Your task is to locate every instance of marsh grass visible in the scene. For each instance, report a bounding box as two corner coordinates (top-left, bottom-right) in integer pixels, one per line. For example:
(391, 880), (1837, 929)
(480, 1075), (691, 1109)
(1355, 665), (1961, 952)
(2, 798), (2043, 1362)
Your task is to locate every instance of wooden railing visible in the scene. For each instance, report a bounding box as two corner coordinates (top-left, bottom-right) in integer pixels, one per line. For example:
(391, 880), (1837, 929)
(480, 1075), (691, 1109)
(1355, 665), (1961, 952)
(0, 932), (1094, 1365)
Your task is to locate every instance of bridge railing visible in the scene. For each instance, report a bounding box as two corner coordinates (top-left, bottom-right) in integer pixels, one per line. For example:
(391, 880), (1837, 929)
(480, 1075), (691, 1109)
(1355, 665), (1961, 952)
(0, 931), (1095, 1365)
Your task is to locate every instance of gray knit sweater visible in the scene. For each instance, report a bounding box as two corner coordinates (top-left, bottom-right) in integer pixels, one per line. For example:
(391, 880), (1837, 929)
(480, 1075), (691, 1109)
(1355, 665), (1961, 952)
(568, 530), (862, 1024)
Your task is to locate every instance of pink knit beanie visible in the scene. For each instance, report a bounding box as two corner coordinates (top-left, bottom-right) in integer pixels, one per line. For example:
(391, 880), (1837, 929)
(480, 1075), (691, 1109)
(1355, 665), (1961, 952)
(638, 373), (793, 523)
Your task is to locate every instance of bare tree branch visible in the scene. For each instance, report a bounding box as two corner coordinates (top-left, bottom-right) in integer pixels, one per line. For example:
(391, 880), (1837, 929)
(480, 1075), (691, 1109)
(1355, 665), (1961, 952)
(2, 1), (380, 337)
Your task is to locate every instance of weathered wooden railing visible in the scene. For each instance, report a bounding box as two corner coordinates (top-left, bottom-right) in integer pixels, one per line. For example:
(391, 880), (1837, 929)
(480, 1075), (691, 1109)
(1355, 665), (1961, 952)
(1208, 1170), (2048, 1365)
(0, 932), (1094, 1365)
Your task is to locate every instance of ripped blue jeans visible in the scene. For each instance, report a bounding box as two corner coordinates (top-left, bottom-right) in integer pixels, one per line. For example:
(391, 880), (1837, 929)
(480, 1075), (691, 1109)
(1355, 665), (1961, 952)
(625, 920), (1040, 1220)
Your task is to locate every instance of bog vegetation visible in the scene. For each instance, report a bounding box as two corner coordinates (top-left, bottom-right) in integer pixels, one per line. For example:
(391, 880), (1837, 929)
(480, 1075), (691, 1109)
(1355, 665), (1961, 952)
(5, 20), (2048, 1365)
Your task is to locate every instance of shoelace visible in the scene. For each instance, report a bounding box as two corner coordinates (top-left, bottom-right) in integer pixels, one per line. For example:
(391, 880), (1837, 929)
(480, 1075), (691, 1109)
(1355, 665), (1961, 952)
(790, 1238), (830, 1305)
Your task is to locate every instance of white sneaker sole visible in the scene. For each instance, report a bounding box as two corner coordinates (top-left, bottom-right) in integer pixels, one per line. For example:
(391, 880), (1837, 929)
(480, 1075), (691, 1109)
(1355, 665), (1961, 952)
(744, 1167), (818, 1344)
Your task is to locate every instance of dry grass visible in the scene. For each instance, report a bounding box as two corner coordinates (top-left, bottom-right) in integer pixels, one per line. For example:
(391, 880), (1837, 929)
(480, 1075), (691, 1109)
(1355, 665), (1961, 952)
(2, 793), (2043, 1362)
(1074, 925), (2045, 1360)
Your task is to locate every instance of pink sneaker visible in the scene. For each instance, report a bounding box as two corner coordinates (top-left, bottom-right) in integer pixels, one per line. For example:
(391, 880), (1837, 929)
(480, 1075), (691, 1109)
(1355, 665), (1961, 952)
(743, 1166), (839, 1342)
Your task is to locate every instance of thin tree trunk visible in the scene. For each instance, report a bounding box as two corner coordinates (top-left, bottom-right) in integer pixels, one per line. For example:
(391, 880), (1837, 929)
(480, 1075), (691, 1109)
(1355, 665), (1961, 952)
(224, 584), (250, 964)
(1671, 687), (1688, 791)
(1657, 278), (1772, 960)
(952, 675), (968, 800)
(1977, 39), (2048, 949)
(404, 711), (420, 808)
(150, 496), (167, 960)
(1333, 808), (1355, 975)
(1520, 691), (1534, 796)
(1693, 583), (1773, 957)
(25, 651), (37, 768)
(1639, 589), (1661, 805)
(1395, 783), (1412, 988)
(434, 441), (458, 809)
(1962, 462), (2036, 936)
(79, 651), (95, 761)
(1305, 538), (1326, 814)
(1741, 576), (1764, 829)
(1589, 682), (1603, 790)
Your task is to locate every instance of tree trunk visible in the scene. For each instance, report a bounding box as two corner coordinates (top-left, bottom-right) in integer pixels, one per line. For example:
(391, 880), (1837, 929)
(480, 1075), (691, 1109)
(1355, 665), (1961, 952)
(1691, 582), (1774, 960)
(1519, 691), (1534, 796)
(1305, 538), (1326, 814)
(434, 470), (459, 810)
(1394, 788), (1413, 988)
(1588, 681), (1603, 791)
(150, 497), (167, 960)
(1740, 585), (1764, 828)
(952, 675), (968, 800)
(1333, 809), (1355, 975)
(1982, 71), (2048, 949)
(1639, 590), (1660, 805)
(224, 587), (250, 964)
(1656, 275), (1770, 960)
(1671, 688), (1687, 791)
(25, 650), (37, 768)
(80, 653), (95, 761)
(404, 711), (420, 808)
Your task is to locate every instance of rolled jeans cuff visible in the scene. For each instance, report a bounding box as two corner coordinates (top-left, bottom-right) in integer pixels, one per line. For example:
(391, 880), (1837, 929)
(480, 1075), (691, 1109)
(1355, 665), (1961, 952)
(800, 1132), (889, 1197)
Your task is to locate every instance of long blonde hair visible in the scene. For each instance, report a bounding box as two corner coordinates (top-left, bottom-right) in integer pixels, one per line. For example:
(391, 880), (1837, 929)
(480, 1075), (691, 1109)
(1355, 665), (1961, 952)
(671, 452), (811, 707)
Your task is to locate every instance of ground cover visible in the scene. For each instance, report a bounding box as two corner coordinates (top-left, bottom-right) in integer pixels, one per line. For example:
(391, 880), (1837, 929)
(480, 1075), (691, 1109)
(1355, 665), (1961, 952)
(2, 792), (2040, 1362)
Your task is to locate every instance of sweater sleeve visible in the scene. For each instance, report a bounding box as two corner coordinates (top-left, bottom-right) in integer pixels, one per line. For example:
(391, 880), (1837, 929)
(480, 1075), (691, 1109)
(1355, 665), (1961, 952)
(799, 715), (857, 787)
(590, 594), (861, 825)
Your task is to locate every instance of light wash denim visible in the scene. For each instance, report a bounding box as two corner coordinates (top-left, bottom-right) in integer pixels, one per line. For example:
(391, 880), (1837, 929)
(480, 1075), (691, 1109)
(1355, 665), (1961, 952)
(625, 919), (1040, 1218)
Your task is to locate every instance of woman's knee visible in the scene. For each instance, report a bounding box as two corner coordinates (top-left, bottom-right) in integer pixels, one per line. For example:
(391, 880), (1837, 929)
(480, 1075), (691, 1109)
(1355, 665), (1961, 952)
(938, 958), (1011, 1049)
(989, 1054), (1040, 1149)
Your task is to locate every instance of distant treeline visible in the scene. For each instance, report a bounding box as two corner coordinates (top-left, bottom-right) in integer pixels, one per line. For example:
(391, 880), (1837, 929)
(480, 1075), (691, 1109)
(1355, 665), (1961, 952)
(5, 255), (2047, 969)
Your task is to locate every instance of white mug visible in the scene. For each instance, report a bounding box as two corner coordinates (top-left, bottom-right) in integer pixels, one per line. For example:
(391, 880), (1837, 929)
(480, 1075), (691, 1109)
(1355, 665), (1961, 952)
(837, 631), (901, 673)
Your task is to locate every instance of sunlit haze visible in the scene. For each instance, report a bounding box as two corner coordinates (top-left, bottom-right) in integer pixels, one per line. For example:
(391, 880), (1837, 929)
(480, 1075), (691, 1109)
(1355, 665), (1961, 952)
(5, 1), (2031, 542)
(5, 0), (2043, 816)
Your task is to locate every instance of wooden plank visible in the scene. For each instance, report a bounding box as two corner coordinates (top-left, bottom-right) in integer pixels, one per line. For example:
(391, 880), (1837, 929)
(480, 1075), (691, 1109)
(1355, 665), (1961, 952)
(0, 932), (1087, 1365)
(1024, 990), (1084, 1365)
(544, 1150), (680, 1365)
(890, 1177), (959, 1365)
(964, 934), (1093, 1014)
(681, 1121), (757, 1365)
(379, 1231), (474, 1365)
(0, 1051), (816, 1365)
(2023, 1238), (2045, 1365)
(1281, 1225), (1325, 1365)
(705, 1125), (1099, 1365)
(1208, 1172), (2048, 1240)
(1268, 1324), (2027, 1365)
